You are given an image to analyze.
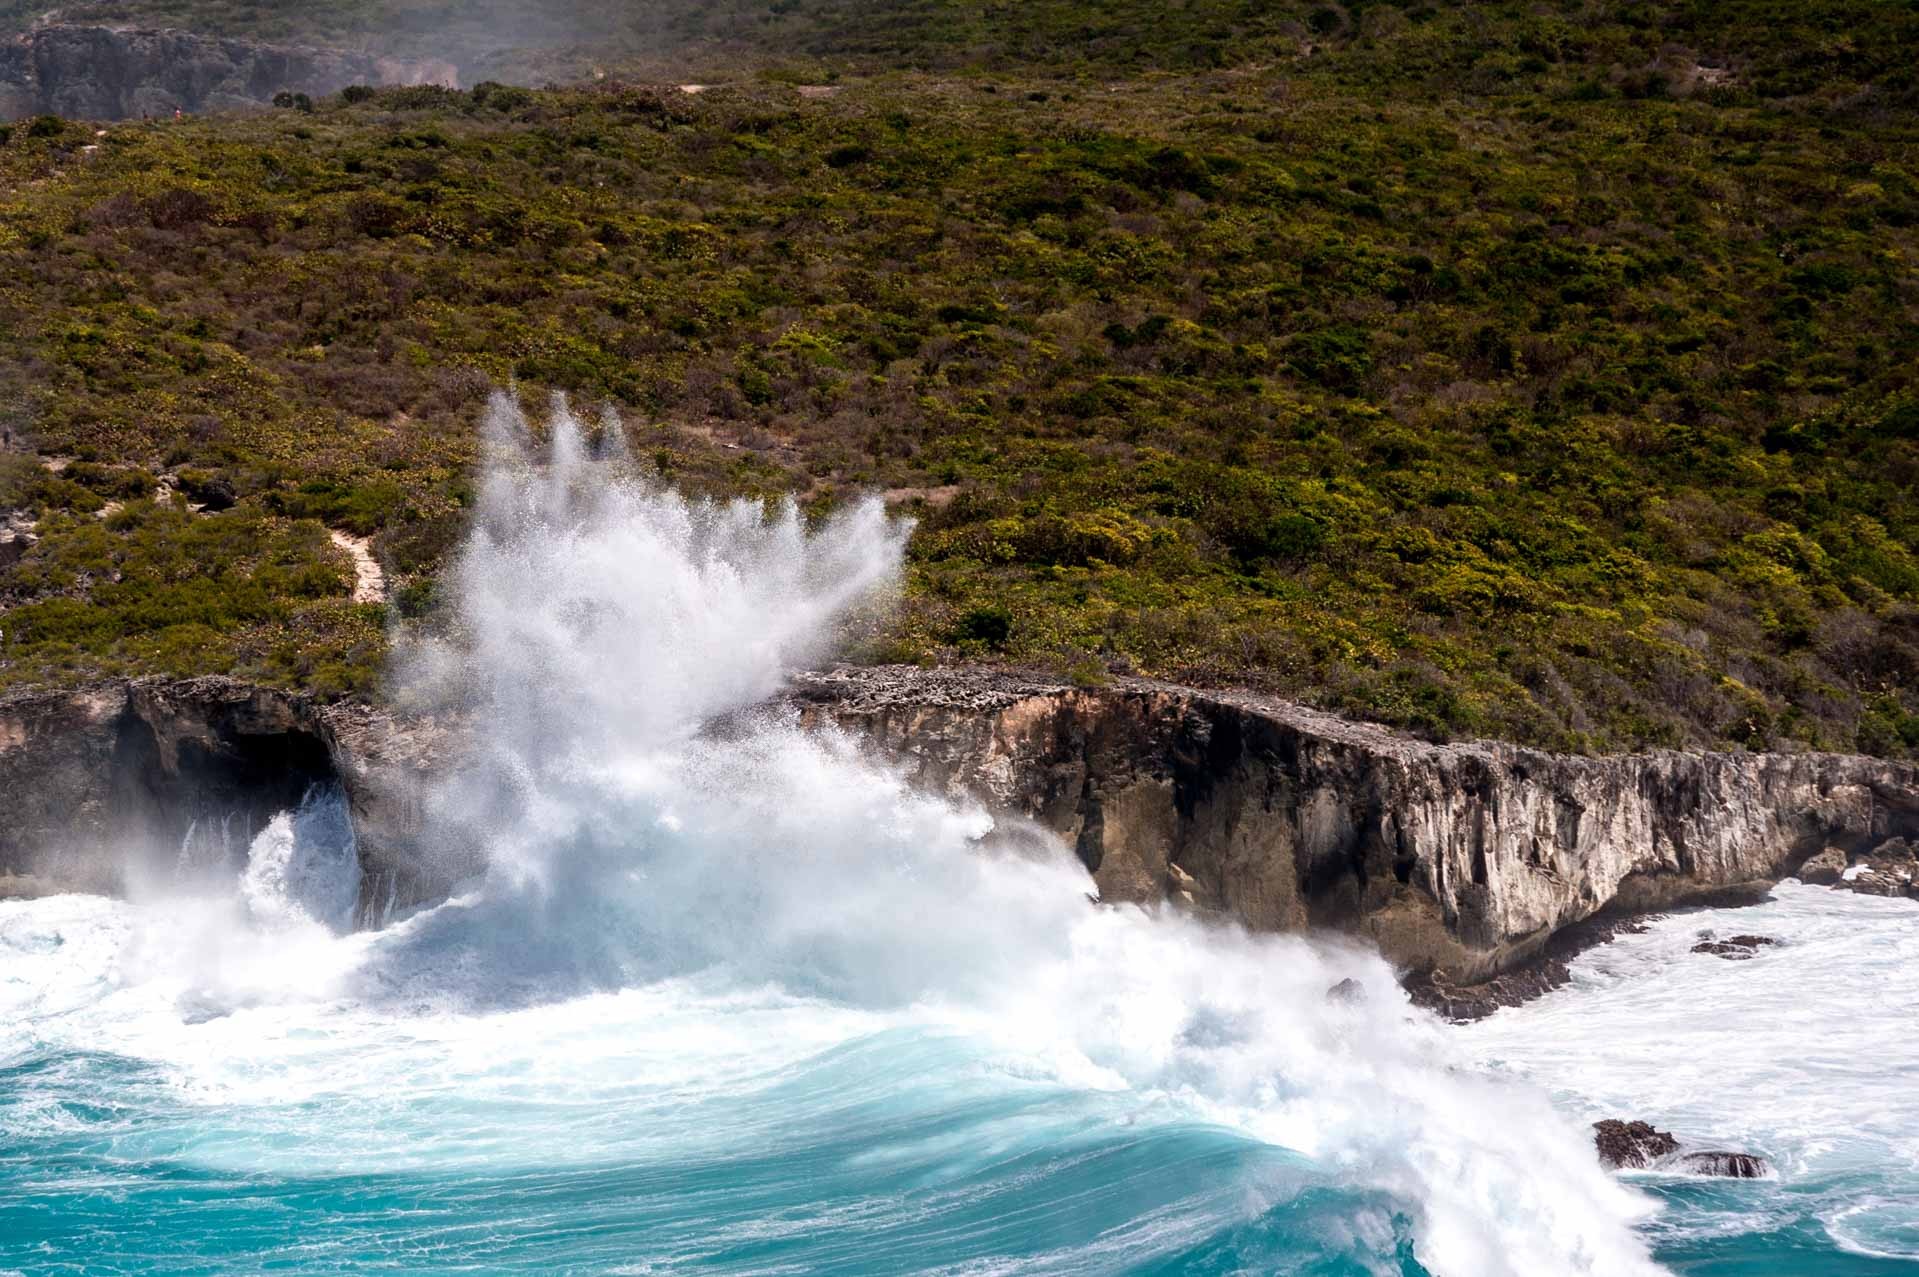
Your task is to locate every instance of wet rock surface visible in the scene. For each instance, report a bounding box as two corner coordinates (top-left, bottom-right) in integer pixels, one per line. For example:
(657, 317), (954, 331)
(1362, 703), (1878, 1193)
(1675, 1151), (1772, 1178)
(791, 665), (1919, 983)
(1595, 1120), (1680, 1170)
(1594, 1121), (1771, 1177)
(1690, 933), (1779, 959)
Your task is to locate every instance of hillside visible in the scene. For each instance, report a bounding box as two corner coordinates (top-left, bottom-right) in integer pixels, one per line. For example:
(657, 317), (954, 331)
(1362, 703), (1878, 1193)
(0, 0), (1915, 755)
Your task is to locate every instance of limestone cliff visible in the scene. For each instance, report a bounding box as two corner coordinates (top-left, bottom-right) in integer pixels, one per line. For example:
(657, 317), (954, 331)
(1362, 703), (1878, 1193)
(0, 677), (444, 913)
(3, 670), (1914, 983)
(790, 667), (1919, 980)
(0, 25), (455, 121)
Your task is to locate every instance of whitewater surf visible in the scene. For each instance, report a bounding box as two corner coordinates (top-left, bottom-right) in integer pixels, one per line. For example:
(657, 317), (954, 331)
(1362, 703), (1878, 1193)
(1, 395), (1899, 1274)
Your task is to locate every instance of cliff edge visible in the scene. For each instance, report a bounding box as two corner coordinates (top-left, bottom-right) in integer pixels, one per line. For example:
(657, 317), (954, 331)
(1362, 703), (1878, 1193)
(790, 666), (1919, 980)
(2, 669), (1914, 983)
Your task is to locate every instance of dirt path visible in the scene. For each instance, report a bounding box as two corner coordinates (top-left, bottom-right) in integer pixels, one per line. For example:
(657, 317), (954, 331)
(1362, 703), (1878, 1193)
(330, 530), (385, 604)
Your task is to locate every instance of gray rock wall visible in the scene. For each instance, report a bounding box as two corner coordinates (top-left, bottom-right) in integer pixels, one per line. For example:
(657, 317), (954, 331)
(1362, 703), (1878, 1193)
(0, 677), (445, 912)
(791, 667), (1919, 979)
(1, 25), (455, 121)
(4, 670), (1913, 982)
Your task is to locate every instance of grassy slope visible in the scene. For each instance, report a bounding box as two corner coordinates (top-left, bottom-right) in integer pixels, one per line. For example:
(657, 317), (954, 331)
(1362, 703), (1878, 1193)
(0, 1), (1916, 755)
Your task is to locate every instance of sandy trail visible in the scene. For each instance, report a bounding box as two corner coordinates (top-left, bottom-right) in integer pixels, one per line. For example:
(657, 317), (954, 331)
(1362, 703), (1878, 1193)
(330, 529), (385, 604)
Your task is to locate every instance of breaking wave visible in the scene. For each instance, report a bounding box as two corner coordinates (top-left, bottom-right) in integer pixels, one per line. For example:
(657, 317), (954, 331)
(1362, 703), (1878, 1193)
(0, 393), (1668, 1275)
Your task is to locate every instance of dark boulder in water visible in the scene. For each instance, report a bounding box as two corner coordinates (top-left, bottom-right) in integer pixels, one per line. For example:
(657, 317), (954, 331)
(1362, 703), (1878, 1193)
(1325, 977), (1366, 1003)
(1675, 1151), (1771, 1178)
(1594, 1119), (1679, 1170)
(1596, 1120), (1772, 1177)
(1690, 933), (1778, 959)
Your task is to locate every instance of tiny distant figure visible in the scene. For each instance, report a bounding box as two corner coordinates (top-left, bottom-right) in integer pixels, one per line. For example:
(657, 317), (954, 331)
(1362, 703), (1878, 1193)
(174, 107), (183, 120)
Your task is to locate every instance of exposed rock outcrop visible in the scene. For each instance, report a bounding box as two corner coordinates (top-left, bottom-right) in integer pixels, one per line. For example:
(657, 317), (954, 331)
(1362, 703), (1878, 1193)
(0, 513), (36, 568)
(1797, 845), (1849, 885)
(1689, 933), (1778, 959)
(790, 666), (1919, 981)
(1833, 837), (1917, 898)
(0, 677), (446, 916)
(1594, 1120), (1680, 1170)
(1593, 1120), (1771, 1178)
(0, 25), (455, 121)
(4, 668), (1915, 982)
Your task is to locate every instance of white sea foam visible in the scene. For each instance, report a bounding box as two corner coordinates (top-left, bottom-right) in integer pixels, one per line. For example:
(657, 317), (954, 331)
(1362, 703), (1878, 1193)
(1461, 882), (1919, 1260)
(0, 392), (1672, 1276)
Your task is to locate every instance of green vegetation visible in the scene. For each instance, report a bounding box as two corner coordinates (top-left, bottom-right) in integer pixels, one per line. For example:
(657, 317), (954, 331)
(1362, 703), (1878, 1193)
(1, 1), (1916, 755)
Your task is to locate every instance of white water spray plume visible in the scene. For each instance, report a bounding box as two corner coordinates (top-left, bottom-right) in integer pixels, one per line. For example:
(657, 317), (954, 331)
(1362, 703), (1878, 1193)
(0, 391), (1674, 1276)
(361, 391), (1665, 1274)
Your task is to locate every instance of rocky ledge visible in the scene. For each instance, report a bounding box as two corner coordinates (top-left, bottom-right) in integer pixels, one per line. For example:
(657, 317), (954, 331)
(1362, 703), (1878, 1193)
(2, 668), (1915, 989)
(1, 25), (455, 121)
(789, 666), (1919, 984)
(1798, 837), (1919, 898)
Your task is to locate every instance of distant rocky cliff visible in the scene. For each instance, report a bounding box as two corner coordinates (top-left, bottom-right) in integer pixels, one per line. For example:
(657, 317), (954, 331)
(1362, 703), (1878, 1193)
(0, 25), (455, 120)
(3, 670), (1914, 982)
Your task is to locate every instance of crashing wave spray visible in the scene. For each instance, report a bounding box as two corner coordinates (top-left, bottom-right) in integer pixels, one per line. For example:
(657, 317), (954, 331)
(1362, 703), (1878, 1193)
(350, 391), (1671, 1275)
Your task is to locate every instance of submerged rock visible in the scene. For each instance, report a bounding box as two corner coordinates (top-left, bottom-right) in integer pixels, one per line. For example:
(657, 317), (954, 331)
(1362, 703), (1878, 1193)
(1594, 1120), (1679, 1170)
(1675, 1151), (1771, 1178)
(1325, 977), (1367, 1004)
(1690, 933), (1778, 959)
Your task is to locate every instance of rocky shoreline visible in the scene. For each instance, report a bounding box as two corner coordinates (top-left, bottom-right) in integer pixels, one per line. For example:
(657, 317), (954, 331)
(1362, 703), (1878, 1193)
(790, 666), (1918, 982)
(2, 667), (1915, 994)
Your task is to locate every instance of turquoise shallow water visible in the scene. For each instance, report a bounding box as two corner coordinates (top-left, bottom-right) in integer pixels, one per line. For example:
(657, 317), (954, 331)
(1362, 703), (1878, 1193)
(3, 889), (1913, 1276)
(0, 1048), (1410, 1275)
(0, 903), (1427, 1276)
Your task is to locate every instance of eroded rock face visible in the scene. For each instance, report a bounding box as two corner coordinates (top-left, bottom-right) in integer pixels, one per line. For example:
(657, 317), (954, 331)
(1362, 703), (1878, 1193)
(0, 25), (455, 121)
(0, 677), (448, 918)
(791, 666), (1919, 981)
(0, 679), (335, 895)
(5, 668), (1917, 965)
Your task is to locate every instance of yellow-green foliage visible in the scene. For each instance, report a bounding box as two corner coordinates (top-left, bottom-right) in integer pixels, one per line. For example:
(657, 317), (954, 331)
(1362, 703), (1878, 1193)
(0, 10), (1915, 755)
